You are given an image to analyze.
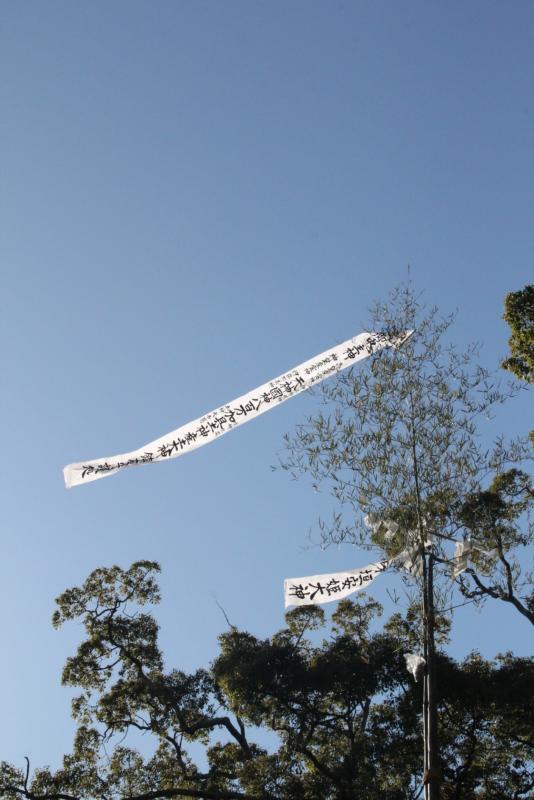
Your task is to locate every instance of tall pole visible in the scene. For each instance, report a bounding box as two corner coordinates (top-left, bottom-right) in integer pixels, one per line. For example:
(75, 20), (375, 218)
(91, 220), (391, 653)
(407, 382), (440, 798)
(425, 548), (440, 799)
(421, 547), (429, 800)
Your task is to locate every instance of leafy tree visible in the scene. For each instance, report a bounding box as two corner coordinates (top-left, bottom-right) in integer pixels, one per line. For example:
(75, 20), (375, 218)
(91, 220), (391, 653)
(280, 284), (527, 555)
(434, 650), (534, 799)
(278, 283), (532, 797)
(1, 561), (533, 800)
(502, 285), (534, 383)
(458, 469), (533, 625)
(279, 285), (533, 620)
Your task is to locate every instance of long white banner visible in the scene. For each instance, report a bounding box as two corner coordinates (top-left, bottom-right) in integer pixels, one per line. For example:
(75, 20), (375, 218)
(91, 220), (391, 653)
(284, 559), (390, 607)
(64, 329), (410, 488)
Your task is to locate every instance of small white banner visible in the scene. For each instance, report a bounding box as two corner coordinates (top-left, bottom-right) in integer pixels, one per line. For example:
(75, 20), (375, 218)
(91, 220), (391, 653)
(64, 329), (411, 488)
(404, 653), (426, 681)
(284, 559), (390, 607)
(452, 541), (471, 578)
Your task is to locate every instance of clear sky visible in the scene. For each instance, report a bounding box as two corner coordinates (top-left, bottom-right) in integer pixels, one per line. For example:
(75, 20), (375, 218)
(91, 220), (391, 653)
(1, 0), (532, 770)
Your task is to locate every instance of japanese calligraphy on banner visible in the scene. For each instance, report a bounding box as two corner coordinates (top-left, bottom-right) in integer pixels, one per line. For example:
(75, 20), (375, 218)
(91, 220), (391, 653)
(64, 329), (411, 488)
(284, 560), (390, 607)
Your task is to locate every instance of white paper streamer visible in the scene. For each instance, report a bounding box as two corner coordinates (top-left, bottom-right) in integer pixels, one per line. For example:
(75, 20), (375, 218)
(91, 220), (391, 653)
(383, 520), (400, 541)
(452, 540), (471, 578)
(391, 542), (425, 578)
(64, 329), (411, 488)
(284, 559), (390, 607)
(364, 515), (400, 541)
(404, 653), (426, 681)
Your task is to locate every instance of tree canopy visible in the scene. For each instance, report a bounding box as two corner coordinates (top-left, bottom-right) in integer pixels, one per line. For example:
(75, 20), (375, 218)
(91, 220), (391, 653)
(502, 285), (534, 383)
(1, 561), (533, 800)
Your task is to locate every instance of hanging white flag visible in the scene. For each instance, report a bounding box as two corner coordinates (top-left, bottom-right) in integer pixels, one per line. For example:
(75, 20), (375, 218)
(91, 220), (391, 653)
(284, 559), (390, 608)
(393, 542), (425, 578)
(364, 514), (400, 541)
(452, 540), (472, 578)
(64, 329), (411, 488)
(404, 653), (426, 681)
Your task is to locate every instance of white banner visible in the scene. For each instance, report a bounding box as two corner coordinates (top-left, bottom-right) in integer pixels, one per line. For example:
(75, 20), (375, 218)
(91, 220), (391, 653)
(284, 559), (390, 607)
(452, 540), (471, 578)
(404, 653), (425, 681)
(64, 330), (411, 488)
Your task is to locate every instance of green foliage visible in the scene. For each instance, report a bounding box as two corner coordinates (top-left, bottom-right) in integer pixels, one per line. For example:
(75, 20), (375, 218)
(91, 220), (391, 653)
(502, 284), (534, 383)
(281, 284), (523, 543)
(1, 564), (533, 800)
(279, 284), (532, 625)
(436, 651), (534, 799)
(457, 469), (534, 624)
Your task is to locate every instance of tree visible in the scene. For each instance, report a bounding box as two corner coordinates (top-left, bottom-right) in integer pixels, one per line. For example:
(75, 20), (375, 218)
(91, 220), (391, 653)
(1, 561), (533, 800)
(502, 285), (534, 383)
(502, 284), (534, 449)
(279, 284), (532, 797)
(278, 285), (534, 628)
(458, 469), (533, 625)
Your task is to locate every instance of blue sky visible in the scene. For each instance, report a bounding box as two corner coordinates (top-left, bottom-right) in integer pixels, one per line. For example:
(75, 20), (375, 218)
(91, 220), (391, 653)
(1, 0), (532, 769)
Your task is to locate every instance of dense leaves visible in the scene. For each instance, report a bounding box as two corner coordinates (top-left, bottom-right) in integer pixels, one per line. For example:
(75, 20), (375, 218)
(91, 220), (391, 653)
(1, 563), (533, 800)
(458, 469), (534, 624)
(502, 285), (534, 383)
